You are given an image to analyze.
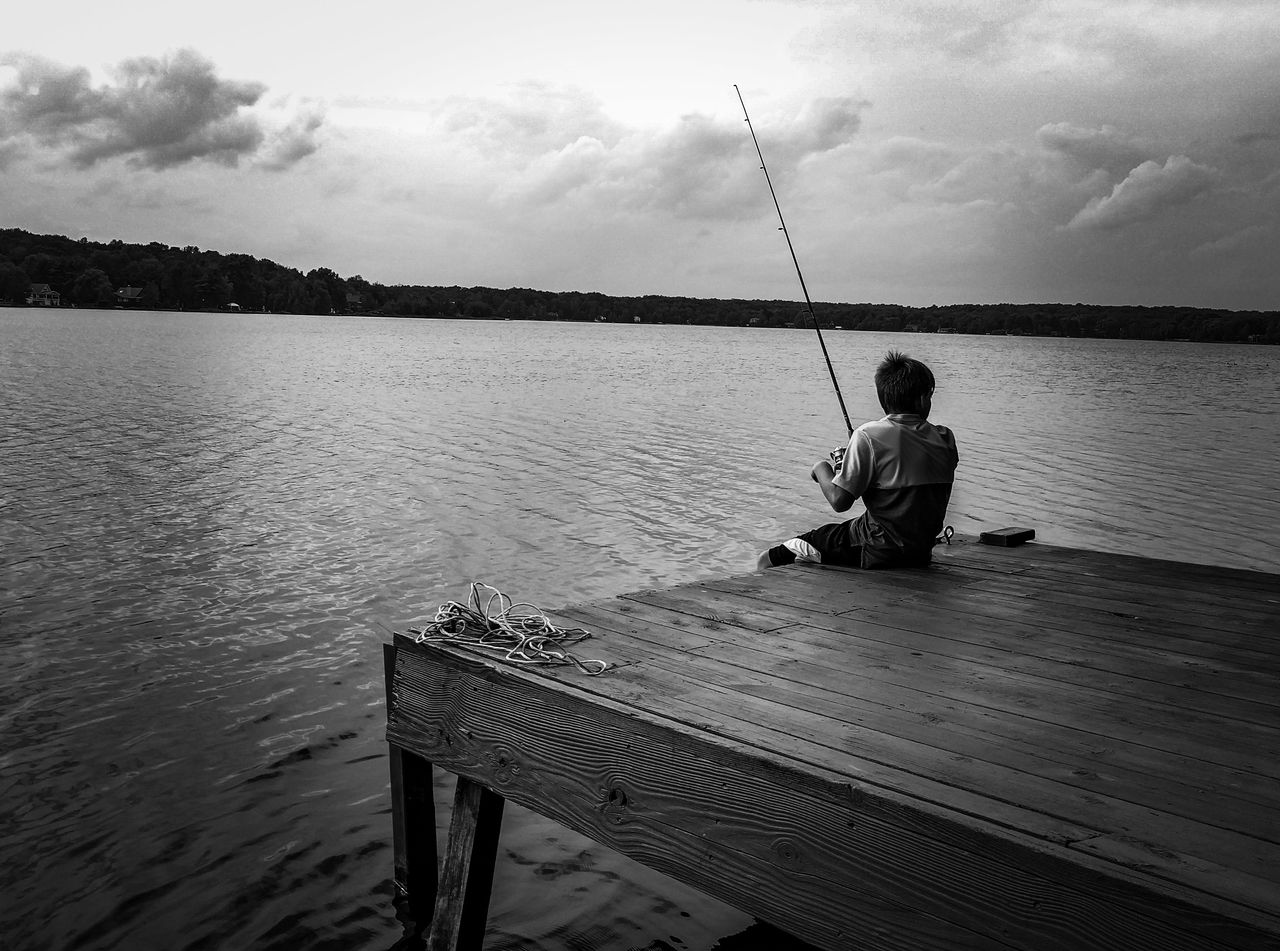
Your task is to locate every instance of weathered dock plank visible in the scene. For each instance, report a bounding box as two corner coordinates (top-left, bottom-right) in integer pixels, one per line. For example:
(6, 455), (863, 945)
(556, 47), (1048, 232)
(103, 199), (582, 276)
(385, 538), (1280, 950)
(696, 577), (1279, 712)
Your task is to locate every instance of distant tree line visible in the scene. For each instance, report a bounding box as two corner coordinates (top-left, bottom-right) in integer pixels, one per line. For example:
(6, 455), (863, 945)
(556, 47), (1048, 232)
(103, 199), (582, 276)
(0, 228), (372, 316)
(2, 227), (1275, 344)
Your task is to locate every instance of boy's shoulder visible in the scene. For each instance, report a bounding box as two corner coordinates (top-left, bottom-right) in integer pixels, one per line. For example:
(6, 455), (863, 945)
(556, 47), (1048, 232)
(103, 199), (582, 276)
(860, 413), (951, 436)
(858, 415), (957, 454)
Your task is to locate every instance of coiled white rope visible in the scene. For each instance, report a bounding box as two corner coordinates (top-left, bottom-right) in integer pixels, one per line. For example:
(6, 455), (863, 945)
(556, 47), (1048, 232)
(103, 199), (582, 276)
(406, 582), (609, 676)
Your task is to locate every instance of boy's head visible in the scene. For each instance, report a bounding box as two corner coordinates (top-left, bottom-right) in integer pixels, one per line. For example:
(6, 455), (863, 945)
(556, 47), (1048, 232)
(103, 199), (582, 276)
(875, 350), (935, 416)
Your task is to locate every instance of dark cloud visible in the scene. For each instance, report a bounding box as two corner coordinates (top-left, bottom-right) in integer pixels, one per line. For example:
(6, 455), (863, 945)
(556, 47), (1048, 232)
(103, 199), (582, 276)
(633, 96), (865, 218)
(632, 112), (753, 218)
(1036, 122), (1157, 177)
(790, 97), (867, 153)
(1233, 129), (1278, 147)
(0, 49), (320, 170)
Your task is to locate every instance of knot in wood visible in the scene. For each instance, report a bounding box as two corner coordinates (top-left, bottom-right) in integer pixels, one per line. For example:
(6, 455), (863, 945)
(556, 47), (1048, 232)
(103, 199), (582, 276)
(771, 836), (802, 868)
(488, 746), (521, 786)
(599, 783), (631, 824)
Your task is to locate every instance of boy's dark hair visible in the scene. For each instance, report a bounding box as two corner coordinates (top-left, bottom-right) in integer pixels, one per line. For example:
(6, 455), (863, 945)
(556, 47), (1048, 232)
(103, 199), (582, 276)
(875, 350), (935, 413)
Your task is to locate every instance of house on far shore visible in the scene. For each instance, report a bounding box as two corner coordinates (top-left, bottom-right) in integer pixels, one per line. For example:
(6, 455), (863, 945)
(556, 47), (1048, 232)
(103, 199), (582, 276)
(116, 286), (144, 307)
(27, 283), (60, 307)
(346, 292), (364, 312)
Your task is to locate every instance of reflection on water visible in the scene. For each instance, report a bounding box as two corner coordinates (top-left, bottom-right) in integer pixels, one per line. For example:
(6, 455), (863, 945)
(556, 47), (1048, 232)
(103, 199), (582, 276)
(2, 309), (1277, 950)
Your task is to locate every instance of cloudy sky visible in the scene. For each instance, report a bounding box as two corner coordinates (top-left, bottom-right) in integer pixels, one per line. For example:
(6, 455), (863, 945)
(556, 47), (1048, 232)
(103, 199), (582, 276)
(2, 0), (1277, 310)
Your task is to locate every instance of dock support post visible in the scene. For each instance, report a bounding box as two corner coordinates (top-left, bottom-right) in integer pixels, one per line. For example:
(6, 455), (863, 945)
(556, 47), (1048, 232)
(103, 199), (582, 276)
(426, 777), (506, 951)
(384, 644), (438, 926)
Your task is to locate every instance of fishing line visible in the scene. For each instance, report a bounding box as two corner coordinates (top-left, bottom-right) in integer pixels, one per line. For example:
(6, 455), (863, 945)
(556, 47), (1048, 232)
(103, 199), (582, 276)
(735, 84), (854, 437)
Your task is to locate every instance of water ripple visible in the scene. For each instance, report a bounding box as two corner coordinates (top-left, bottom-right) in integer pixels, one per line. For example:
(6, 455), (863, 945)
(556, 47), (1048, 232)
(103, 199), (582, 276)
(2, 310), (1277, 950)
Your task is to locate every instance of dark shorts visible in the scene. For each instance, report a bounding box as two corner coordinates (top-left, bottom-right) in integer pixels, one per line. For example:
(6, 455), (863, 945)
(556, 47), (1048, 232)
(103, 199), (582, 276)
(764, 520), (863, 568)
(764, 520), (932, 570)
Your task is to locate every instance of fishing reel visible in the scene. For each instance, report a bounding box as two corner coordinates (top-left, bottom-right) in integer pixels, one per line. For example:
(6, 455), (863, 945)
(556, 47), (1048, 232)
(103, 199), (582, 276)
(814, 446), (846, 483)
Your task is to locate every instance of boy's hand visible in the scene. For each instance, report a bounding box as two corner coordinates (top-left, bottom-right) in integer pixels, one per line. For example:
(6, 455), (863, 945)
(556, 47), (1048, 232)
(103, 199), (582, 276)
(814, 457), (856, 512)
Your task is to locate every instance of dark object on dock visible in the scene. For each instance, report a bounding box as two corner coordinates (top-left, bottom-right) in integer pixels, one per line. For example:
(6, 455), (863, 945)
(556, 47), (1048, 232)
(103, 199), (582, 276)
(384, 535), (1280, 950)
(979, 526), (1036, 546)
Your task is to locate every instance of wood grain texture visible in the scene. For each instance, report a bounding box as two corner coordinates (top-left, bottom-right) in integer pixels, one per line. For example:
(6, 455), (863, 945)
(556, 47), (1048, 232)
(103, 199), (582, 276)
(386, 539), (1280, 951)
(384, 643), (437, 921)
(426, 777), (505, 951)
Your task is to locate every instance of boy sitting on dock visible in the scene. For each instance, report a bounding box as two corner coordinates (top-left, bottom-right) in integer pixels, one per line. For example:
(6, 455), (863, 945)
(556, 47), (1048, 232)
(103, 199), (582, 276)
(759, 350), (958, 570)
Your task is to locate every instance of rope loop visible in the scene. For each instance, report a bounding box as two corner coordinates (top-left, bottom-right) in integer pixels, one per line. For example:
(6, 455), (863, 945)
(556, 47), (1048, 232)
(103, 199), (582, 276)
(408, 582), (609, 676)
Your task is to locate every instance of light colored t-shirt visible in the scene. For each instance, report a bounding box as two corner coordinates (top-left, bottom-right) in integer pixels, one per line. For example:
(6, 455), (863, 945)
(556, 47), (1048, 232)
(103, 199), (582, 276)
(832, 413), (959, 555)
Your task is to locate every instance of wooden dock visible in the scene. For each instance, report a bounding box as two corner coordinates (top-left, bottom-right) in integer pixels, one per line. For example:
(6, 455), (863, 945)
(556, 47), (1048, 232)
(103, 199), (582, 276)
(383, 536), (1280, 950)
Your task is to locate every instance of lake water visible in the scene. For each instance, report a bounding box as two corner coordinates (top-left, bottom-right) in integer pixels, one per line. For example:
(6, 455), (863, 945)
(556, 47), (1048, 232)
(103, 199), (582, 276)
(2, 308), (1277, 951)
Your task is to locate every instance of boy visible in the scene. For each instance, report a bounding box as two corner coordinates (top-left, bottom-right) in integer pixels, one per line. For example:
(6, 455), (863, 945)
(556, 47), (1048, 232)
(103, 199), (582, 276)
(758, 350), (958, 570)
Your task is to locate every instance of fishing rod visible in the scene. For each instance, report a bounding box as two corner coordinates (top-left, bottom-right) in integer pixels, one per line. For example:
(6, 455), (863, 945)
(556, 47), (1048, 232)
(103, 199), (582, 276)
(735, 84), (853, 437)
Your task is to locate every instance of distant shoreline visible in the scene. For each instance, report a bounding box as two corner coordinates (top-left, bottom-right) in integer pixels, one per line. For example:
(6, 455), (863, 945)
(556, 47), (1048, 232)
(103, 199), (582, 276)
(8, 303), (1279, 347)
(3, 227), (1277, 344)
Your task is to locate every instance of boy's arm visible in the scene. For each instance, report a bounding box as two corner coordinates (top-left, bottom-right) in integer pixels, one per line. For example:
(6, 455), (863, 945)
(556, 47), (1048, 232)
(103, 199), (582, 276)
(812, 460), (856, 512)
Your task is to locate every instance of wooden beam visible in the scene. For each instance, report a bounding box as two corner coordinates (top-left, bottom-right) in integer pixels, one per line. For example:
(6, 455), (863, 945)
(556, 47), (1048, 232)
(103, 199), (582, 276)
(384, 643), (438, 927)
(426, 776), (506, 951)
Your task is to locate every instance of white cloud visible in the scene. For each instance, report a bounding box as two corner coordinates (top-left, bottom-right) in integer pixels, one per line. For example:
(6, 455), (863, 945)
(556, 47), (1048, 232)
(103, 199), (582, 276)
(496, 134), (610, 205)
(256, 105), (324, 171)
(441, 91), (867, 220)
(1066, 155), (1216, 231)
(436, 83), (623, 158)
